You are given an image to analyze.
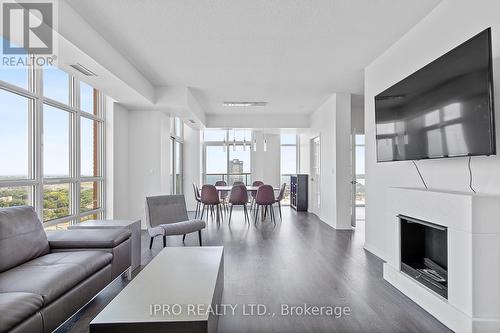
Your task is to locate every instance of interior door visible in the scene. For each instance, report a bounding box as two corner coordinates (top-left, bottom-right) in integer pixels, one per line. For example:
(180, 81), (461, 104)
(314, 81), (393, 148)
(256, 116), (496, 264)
(311, 136), (321, 216)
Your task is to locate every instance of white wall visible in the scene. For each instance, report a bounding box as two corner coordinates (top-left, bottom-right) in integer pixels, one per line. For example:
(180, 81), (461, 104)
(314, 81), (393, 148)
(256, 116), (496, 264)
(105, 101), (131, 219)
(299, 133), (310, 174)
(252, 131), (281, 187)
(183, 124), (201, 211)
(128, 111), (171, 227)
(304, 93), (352, 229)
(364, 0), (500, 260)
(207, 114), (310, 129)
(351, 94), (365, 134)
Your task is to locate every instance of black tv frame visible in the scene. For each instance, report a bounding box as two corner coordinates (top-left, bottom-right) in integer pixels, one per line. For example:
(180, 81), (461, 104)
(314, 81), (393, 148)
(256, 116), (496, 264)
(374, 28), (496, 163)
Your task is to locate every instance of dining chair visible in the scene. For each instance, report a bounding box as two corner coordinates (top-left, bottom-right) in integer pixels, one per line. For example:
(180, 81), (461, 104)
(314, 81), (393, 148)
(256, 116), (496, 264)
(228, 184), (250, 224)
(254, 185), (276, 224)
(215, 180), (229, 213)
(250, 180), (264, 210)
(275, 183), (287, 220)
(232, 181), (245, 186)
(200, 184), (222, 222)
(145, 195), (206, 248)
(192, 183), (202, 218)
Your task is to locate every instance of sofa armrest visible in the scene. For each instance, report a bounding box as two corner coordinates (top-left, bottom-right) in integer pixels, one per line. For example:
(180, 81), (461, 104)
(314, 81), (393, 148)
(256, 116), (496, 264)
(47, 229), (132, 279)
(47, 229), (131, 249)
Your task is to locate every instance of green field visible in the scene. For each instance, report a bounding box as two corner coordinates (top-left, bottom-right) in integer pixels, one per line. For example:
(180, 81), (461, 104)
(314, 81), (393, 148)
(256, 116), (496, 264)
(0, 184), (97, 221)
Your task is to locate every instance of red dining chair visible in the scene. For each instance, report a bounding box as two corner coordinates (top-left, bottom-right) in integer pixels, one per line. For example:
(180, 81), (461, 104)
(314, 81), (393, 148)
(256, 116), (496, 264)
(215, 180), (229, 213)
(275, 183), (287, 220)
(192, 183), (202, 218)
(250, 180), (264, 210)
(228, 184), (249, 224)
(200, 185), (222, 222)
(254, 185), (276, 224)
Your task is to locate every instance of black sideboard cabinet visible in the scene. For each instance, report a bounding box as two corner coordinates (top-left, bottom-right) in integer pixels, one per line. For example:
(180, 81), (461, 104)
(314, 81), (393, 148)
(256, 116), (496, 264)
(290, 174), (308, 211)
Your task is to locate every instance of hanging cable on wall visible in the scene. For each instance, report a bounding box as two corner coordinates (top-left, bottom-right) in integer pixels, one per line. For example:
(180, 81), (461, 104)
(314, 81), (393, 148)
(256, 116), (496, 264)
(412, 160), (428, 189)
(468, 156), (477, 194)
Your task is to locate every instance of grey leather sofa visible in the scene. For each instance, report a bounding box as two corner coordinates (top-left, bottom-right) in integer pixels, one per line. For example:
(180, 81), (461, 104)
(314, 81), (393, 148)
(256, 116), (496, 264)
(0, 206), (132, 333)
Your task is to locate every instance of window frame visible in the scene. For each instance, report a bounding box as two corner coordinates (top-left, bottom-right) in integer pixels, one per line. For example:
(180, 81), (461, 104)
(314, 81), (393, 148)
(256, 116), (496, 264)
(280, 134), (299, 205)
(0, 58), (106, 227)
(170, 118), (183, 194)
(202, 130), (253, 185)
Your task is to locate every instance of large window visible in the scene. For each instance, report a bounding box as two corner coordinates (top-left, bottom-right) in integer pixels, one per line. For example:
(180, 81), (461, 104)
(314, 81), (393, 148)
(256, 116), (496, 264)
(0, 54), (105, 227)
(170, 118), (183, 194)
(280, 134), (298, 205)
(203, 129), (252, 185)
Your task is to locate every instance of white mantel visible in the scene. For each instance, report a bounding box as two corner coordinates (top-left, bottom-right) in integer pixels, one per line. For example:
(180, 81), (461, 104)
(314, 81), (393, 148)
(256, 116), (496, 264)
(383, 187), (500, 333)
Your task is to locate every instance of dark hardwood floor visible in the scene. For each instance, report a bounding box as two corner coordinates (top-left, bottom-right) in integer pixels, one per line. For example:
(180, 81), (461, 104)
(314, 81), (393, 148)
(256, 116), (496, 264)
(56, 207), (451, 333)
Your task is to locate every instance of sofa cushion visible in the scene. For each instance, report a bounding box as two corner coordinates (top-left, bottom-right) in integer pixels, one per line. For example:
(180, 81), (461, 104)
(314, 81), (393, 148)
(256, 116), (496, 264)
(47, 229), (131, 249)
(0, 251), (112, 305)
(0, 292), (43, 333)
(0, 206), (50, 273)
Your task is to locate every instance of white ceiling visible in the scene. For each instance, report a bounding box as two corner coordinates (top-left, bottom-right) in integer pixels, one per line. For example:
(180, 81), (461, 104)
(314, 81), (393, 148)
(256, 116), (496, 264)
(66, 0), (440, 115)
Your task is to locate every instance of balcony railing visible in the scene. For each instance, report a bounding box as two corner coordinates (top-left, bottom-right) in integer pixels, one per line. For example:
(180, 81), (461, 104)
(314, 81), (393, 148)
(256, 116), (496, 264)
(204, 173), (252, 186)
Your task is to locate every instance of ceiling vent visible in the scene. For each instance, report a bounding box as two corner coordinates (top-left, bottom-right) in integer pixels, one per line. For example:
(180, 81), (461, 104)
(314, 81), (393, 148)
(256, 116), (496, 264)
(69, 63), (98, 77)
(223, 102), (267, 107)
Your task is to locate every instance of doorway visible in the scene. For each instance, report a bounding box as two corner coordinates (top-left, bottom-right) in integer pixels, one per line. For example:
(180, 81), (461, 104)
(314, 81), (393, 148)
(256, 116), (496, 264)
(310, 136), (321, 216)
(351, 134), (365, 227)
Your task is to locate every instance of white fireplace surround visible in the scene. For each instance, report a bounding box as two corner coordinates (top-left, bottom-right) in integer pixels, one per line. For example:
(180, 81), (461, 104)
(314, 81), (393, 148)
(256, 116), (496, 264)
(383, 187), (500, 333)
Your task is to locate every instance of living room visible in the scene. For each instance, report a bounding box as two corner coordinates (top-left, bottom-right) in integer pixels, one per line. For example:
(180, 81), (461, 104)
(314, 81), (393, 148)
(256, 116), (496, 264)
(1, 1), (499, 332)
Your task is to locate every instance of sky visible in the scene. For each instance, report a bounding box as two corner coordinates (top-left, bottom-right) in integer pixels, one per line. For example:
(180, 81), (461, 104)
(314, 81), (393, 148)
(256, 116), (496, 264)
(0, 37), (96, 179)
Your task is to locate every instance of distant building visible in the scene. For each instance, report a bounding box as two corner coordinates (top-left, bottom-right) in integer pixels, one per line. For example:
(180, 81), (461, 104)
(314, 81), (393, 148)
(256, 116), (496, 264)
(229, 159), (244, 174)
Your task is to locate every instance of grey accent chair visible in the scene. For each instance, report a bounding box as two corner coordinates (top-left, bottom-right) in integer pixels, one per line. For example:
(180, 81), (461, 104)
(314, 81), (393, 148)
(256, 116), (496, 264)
(145, 195), (206, 249)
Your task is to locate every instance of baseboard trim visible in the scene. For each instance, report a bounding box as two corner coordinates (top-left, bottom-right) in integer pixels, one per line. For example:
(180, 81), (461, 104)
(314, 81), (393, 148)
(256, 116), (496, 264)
(363, 242), (385, 261)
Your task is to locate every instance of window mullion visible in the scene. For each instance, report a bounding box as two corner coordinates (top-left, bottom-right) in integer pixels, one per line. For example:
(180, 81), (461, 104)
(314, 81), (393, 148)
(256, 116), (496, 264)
(33, 61), (44, 216)
(73, 77), (80, 221)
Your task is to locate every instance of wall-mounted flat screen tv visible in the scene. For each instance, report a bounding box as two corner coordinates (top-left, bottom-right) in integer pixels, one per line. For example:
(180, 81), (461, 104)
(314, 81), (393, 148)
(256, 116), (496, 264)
(375, 28), (495, 162)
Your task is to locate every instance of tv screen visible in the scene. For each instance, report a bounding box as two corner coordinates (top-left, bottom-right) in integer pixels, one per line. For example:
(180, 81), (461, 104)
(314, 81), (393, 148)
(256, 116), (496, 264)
(375, 28), (495, 162)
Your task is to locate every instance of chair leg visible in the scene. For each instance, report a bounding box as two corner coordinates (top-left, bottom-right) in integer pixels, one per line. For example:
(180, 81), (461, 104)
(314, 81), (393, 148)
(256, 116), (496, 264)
(270, 205), (276, 225)
(254, 205), (259, 223)
(182, 234), (186, 242)
(243, 205), (249, 223)
(198, 230), (202, 246)
(149, 236), (154, 249)
(163, 235), (166, 247)
(201, 204), (205, 219)
(278, 202), (282, 220)
(195, 202), (200, 218)
(229, 205), (233, 224)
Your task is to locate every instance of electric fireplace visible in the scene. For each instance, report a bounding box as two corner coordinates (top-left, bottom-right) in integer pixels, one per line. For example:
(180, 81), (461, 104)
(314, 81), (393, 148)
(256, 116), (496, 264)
(399, 215), (448, 299)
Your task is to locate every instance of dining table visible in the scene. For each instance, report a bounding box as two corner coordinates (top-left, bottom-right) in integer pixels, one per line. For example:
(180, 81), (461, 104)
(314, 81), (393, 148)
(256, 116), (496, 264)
(214, 185), (280, 192)
(207, 186), (282, 223)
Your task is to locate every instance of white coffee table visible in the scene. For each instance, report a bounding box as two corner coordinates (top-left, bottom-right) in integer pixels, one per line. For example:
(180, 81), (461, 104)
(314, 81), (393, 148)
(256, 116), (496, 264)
(69, 219), (141, 271)
(90, 246), (224, 333)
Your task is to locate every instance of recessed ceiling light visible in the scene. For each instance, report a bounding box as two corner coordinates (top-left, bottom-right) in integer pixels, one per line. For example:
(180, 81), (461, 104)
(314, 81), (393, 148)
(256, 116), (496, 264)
(223, 102), (267, 107)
